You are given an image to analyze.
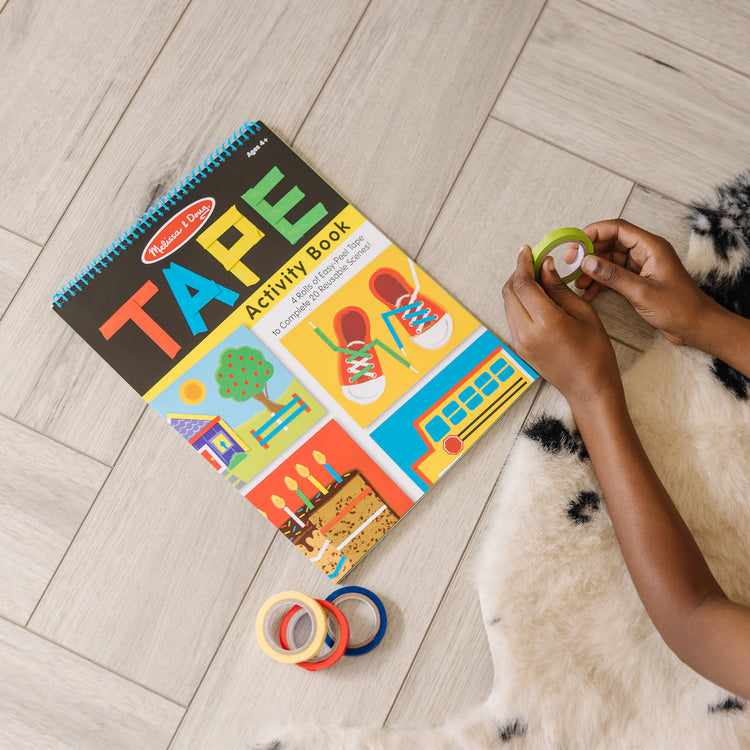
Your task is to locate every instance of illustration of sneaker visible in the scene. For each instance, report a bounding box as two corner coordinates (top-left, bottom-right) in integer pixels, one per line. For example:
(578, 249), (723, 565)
(333, 306), (386, 404)
(369, 267), (453, 350)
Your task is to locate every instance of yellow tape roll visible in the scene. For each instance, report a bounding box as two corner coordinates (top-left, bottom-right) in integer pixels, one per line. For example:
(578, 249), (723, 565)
(532, 227), (593, 284)
(255, 591), (327, 663)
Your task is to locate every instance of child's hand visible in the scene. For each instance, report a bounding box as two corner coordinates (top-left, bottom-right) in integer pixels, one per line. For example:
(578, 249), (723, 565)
(502, 245), (621, 407)
(577, 219), (719, 347)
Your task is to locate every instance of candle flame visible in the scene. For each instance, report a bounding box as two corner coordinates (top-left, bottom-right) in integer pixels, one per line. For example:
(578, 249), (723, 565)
(271, 494), (285, 508)
(296, 463), (310, 478)
(284, 476), (298, 491)
(312, 450), (326, 465)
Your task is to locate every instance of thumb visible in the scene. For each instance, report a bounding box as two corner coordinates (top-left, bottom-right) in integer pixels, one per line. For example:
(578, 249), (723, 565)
(539, 257), (587, 314)
(581, 254), (640, 298)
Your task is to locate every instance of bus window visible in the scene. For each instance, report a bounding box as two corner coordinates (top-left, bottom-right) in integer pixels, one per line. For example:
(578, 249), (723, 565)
(442, 400), (467, 426)
(459, 385), (483, 410)
(425, 415), (450, 442)
(475, 371), (498, 396)
(490, 357), (514, 382)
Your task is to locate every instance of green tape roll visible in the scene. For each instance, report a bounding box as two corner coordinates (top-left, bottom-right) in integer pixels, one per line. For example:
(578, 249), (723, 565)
(532, 227), (593, 284)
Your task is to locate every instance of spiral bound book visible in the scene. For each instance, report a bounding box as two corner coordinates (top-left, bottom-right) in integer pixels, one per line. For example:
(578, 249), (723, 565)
(53, 120), (536, 580)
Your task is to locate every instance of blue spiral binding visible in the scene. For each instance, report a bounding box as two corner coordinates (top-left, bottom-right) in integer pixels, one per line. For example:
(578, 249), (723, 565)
(52, 121), (262, 308)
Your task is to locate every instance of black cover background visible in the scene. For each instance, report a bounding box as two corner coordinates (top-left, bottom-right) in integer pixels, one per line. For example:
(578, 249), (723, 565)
(55, 123), (347, 395)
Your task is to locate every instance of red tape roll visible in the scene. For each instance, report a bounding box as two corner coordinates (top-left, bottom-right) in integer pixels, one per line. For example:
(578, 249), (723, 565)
(279, 598), (350, 672)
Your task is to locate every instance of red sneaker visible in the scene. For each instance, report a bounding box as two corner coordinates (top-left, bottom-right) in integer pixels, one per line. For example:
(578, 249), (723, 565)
(333, 306), (386, 404)
(369, 267), (453, 350)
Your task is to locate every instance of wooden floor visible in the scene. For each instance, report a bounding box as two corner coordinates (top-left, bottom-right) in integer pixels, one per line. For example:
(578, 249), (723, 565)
(1, 1), (749, 747)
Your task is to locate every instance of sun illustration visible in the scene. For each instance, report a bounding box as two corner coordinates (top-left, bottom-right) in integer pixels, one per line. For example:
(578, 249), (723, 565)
(179, 378), (207, 405)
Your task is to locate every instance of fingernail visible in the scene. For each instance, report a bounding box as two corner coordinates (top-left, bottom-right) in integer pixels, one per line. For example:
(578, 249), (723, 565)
(545, 256), (555, 270)
(518, 245), (527, 255)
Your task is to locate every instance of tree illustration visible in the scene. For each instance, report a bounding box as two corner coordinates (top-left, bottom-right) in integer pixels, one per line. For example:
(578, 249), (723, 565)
(215, 346), (284, 414)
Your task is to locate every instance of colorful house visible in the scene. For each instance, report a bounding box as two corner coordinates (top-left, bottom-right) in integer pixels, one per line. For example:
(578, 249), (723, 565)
(167, 414), (249, 470)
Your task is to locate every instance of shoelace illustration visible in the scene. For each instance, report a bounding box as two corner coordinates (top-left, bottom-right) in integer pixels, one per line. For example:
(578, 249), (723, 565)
(397, 296), (438, 334)
(345, 346), (380, 382)
(309, 321), (418, 376)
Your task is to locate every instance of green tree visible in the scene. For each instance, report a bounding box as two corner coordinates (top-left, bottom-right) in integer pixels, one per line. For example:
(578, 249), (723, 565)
(215, 346), (283, 413)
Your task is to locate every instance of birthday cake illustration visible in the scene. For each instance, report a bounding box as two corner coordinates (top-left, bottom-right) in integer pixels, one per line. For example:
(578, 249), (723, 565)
(279, 466), (401, 577)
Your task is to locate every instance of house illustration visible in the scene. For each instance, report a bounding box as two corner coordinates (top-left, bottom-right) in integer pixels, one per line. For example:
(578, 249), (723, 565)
(167, 414), (249, 470)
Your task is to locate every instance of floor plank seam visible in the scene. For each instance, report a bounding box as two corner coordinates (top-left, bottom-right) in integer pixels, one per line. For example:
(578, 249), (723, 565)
(0, 258), (45, 331)
(292, 0), (373, 144)
(485, 0), (550, 117)
(413, 115), (491, 266)
(414, 0), (550, 266)
(163, 533), (279, 749)
(382, 390), (539, 728)
(576, 0), (750, 79)
(0, 610), (27, 631)
(24, 405), (150, 628)
(1, 613), (187, 712)
(0, 410), (115, 470)
(619, 182), (638, 218)
(0, 224), (42, 247)
(7, 1), (195, 327)
(487, 115), (644, 199)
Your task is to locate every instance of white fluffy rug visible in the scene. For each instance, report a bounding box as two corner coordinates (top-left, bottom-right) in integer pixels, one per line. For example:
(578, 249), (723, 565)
(262, 173), (750, 749)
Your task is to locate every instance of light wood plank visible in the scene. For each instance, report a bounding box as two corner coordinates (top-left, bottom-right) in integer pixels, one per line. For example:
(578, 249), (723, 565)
(493, 0), (750, 205)
(387, 342), (641, 727)
(0, 307), (146, 466)
(587, 0), (750, 75)
(29, 408), (277, 706)
(0, 0), (367, 464)
(0, 227), (40, 316)
(0, 414), (108, 624)
(170, 386), (537, 747)
(384, 516), (493, 728)
(0, 616), (183, 750)
(416, 119), (633, 344)
(0, 0), (188, 244)
(295, 0), (546, 256)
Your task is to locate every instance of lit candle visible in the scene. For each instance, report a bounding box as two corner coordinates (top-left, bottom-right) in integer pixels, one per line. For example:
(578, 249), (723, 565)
(271, 494), (305, 526)
(295, 463), (327, 495)
(312, 450), (343, 483)
(284, 476), (313, 510)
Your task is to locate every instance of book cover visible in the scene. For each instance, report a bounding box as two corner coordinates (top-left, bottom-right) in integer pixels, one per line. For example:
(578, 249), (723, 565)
(52, 121), (537, 580)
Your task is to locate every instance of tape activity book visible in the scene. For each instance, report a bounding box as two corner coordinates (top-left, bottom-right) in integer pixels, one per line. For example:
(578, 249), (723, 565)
(53, 121), (537, 580)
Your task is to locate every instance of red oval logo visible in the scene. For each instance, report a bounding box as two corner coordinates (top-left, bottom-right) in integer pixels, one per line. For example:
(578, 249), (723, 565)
(141, 197), (215, 264)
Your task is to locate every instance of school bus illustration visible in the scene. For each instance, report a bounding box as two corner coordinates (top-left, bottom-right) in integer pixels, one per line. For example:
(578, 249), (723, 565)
(411, 348), (533, 486)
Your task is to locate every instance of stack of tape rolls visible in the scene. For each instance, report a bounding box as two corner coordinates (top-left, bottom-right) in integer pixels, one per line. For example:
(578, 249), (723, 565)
(532, 227), (594, 284)
(256, 586), (387, 671)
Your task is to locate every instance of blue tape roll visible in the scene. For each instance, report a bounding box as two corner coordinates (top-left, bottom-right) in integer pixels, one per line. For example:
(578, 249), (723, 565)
(325, 585), (387, 656)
